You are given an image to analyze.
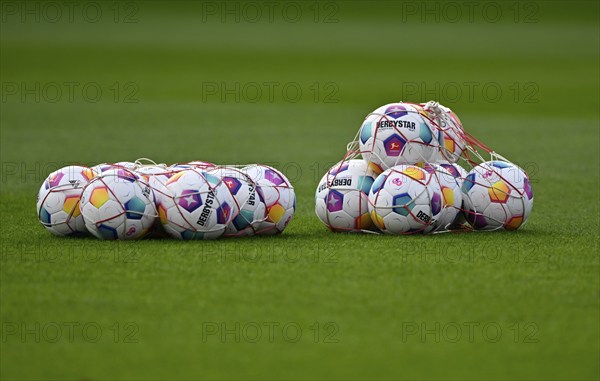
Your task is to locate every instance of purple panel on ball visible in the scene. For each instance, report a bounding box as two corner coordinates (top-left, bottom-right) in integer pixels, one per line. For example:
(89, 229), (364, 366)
(223, 177), (242, 195)
(431, 192), (442, 215)
(329, 163), (349, 176)
(466, 210), (488, 229)
(48, 172), (65, 188)
(384, 135), (406, 157)
(440, 164), (460, 178)
(178, 189), (202, 213)
(523, 177), (533, 199)
(217, 202), (231, 224)
(326, 190), (344, 213)
(385, 104), (408, 119)
(265, 169), (285, 186)
(116, 169), (137, 182)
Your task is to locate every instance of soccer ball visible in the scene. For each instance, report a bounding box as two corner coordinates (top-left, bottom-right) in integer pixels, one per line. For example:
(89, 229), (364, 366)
(422, 163), (463, 232)
(37, 165), (96, 236)
(80, 169), (156, 239)
(208, 166), (267, 237)
(156, 169), (238, 240)
(368, 165), (443, 234)
(462, 161), (534, 230)
(242, 164), (295, 235)
(315, 160), (377, 232)
(359, 102), (438, 171)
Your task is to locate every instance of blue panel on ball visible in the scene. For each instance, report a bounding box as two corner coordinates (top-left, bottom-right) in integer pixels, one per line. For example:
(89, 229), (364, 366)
(39, 207), (51, 224)
(371, 174), (388, 194)
(232, 209), (254, 230)
(358, 176), (375, 194)
(490, 161), (511, 169)
(202, 172), (221, 186)
(360, 122), (373, 144)
(97, 224), (118, 239)
(124, 197), (146, 220)
(462, 173), (476, 193)
(181, 230), (205, 240)
(392, 193), (412, 216)
(419, 123), (433, 144)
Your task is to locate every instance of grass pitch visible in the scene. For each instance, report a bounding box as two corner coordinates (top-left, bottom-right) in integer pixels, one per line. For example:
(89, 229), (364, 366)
(1, 1), (598, 380)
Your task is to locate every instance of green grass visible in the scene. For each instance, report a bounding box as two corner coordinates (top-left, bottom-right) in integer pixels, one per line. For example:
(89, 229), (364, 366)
(1, 1), (599, 380)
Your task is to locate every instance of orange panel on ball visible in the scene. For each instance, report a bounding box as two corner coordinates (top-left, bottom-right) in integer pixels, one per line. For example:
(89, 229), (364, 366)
(89, 187), (110, 208)
(489, 181), (510, 203)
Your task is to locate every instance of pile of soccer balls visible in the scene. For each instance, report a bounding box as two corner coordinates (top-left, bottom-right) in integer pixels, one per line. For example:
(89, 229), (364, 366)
(37, 160), (295, 239)
(315, 101), (534, 234)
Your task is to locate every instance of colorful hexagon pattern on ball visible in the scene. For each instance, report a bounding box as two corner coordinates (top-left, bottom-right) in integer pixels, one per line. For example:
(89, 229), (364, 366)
(36, 165), (98, 236)
(243, 164), (295, 235)
(421, 162), (464, 231)
(368, 165), (442, 234)
(359, 102), (439, 171)
(155, 169), (238, 240)
(315, 160), (378, 233)
(208, 166), (267, 237)
(79, 169), (156, 240)
(461, 161), (533, 231)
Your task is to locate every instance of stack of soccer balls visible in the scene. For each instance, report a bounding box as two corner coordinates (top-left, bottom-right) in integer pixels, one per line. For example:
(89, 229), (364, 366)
(36, 161), (295, 240)
(315, 101), (534, 234)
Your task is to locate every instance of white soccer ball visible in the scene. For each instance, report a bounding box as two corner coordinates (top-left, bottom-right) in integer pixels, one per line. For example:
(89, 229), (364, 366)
(156, 169), (238, 240)
(315, 160), (377, 232)
(359, 102), (438, 172)
(422, 163), (463, 232)
(462, 161), (534, 230)
(36, 165), (97, 236)
(242, 164), (295, 235)
(208, 166), (267, 237)
(80, 168), (156, 239)
(368, 165), (443, 234)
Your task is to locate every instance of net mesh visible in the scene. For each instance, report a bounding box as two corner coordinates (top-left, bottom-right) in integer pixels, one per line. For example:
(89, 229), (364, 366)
(318, 100), (530, 234)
